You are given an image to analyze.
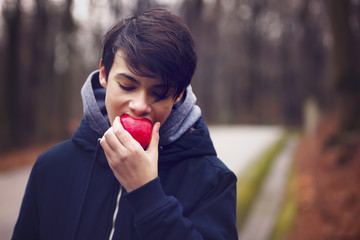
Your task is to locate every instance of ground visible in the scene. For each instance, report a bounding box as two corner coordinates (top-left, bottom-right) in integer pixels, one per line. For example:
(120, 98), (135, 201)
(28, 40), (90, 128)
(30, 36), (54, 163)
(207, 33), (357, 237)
(0, 142), (57, 172)
(286, 112), (360, 240)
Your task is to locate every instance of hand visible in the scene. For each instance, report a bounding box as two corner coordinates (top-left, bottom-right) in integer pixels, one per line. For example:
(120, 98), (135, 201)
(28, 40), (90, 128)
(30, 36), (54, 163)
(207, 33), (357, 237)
(100, 116), (160, 192)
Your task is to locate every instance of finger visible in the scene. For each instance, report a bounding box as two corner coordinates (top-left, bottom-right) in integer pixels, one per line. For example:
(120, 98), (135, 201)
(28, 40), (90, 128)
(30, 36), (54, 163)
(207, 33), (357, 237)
(102, 126), (126, 153)
(100, 136), (112, 154)
(100, 127), (115, 151)
(146, 122), (160, 154)
(100, 133), (117, 165)
(113, 116), (136, 148)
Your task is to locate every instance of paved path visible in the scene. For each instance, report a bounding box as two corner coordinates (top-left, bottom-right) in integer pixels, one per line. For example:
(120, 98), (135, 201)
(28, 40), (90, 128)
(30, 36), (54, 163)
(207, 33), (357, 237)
(0, 166), (32, 240)
(208, 125), (283, 177)
(0, 125), (283, 240)
(238, 136), (298, 240)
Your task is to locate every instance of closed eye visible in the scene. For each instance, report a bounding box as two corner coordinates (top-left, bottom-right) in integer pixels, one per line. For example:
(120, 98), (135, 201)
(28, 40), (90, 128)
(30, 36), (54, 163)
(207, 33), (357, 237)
(119, 83), (135, 91)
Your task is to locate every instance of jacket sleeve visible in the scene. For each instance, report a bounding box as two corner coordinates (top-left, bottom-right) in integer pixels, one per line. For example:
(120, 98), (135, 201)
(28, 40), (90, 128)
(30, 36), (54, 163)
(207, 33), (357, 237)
(12, 163), (40, 240)
(123, 172), (238, 240)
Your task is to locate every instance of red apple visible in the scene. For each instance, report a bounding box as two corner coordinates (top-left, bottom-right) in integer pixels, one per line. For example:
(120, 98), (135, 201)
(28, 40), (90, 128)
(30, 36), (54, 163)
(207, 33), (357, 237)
(120, 114), (153, 149)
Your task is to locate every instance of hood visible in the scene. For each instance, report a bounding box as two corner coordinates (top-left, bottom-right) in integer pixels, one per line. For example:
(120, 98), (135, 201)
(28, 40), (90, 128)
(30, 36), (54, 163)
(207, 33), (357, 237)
(77, 70), (201, 147)
(159, 117), (217, 163)
(81, 71), (110, 136)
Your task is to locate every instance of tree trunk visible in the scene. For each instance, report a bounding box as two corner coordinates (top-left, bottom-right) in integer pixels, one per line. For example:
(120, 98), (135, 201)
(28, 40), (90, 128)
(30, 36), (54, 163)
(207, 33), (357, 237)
(1, 0), (24, 151)
(327, 0), (360, 132)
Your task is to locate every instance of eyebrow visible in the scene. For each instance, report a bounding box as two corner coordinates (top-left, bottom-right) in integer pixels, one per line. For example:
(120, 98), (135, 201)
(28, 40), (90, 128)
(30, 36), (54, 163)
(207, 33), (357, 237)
(117, 73), (165, 89)
(117, 73), (140, 85)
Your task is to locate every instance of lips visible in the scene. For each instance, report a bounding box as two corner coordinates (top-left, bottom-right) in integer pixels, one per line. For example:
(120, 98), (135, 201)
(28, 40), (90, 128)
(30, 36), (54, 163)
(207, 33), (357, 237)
(120, 114), (153, 149)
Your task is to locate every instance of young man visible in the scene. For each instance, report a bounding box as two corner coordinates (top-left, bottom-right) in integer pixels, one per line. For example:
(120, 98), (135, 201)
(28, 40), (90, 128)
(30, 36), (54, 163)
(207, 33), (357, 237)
(12, 8), (238, 240)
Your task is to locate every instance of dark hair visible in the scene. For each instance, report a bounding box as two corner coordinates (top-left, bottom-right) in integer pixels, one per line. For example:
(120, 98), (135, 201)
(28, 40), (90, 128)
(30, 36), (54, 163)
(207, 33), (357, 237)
(101, 8), (197, 101)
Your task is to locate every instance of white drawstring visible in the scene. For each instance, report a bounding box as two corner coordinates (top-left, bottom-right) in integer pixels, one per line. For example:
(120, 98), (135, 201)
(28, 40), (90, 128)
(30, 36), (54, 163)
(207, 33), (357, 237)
(109, 186), (122, 240)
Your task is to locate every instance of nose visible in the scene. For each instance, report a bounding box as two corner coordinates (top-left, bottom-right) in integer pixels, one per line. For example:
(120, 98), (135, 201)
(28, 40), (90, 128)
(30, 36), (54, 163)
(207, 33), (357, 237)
(129, 91), (151, 116)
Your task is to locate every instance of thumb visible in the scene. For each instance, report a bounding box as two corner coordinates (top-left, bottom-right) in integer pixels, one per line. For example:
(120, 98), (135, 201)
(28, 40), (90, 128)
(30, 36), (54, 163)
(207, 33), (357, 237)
(146, 122), (160, 153)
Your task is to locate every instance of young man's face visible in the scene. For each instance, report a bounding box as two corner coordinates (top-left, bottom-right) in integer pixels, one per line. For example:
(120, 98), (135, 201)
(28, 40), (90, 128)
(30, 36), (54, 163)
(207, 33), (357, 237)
(99, 50), (183, 127)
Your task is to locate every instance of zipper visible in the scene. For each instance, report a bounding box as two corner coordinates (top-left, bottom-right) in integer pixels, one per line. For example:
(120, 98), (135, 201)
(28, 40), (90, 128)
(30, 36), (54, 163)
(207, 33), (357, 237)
(109, 186), (122, 240)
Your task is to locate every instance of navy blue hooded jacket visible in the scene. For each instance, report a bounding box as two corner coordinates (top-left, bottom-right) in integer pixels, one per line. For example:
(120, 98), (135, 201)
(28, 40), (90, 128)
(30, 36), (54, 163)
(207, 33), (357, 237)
(12, 72), (238, 240)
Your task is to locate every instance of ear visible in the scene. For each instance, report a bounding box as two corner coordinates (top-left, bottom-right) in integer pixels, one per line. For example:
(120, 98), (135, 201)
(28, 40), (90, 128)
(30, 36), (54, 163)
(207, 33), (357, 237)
(99, 59), (107, 88)
(173, 91), (184, 105)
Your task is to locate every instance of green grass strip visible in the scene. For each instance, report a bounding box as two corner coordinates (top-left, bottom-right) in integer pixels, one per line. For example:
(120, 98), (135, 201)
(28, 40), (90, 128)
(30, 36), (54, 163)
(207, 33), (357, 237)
(236, 133), (288, 230)
(270, 161), (297, 240)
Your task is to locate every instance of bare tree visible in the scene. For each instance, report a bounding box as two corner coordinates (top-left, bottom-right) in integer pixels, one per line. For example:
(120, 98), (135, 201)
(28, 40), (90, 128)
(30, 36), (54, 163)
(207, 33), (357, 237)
(1, 0), (24, 150)
(327, 0), (360, 132)
(0, 0), (77, 152)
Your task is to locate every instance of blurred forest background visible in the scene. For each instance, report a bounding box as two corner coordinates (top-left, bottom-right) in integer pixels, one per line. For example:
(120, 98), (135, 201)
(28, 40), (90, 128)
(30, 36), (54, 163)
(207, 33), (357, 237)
(0, 0), (359, 152)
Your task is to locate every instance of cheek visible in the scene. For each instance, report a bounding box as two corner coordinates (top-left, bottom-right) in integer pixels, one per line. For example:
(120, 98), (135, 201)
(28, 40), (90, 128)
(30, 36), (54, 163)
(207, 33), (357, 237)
(105, 90), (127, 125)
(154, 102), (175, 125)
(104, 94), (115, 124)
